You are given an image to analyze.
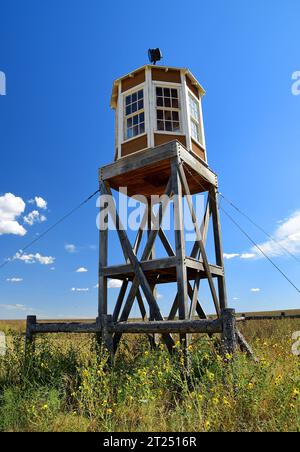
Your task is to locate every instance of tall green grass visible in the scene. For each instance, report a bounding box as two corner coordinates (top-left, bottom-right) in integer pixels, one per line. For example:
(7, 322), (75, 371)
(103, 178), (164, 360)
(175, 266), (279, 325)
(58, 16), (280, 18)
(0, 320), (299, 432)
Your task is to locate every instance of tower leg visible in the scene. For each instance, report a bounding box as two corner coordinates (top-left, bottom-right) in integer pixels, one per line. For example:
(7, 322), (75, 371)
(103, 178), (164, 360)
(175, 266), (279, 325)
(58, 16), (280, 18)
(98, 183), (108, 346)
(221, 308), (237, 357)
(171, 158), (190, 361)
(210, 188), (228, 310)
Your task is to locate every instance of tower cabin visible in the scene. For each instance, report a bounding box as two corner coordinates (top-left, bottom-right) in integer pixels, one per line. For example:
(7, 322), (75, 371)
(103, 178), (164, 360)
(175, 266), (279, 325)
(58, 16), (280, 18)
(111, 65), (207, 162)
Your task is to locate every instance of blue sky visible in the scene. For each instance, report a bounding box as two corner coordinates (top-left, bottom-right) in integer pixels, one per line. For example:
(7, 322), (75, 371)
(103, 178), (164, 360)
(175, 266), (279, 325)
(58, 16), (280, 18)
(0, 0), (300, 319)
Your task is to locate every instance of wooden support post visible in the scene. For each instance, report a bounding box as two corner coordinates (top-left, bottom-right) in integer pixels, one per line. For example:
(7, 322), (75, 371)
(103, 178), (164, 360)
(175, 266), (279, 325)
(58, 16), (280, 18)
(101, 314), (114, 365)
(221, 309), (237, 357)
(210, 187), (228, 310)
(98, 183), (108, 319)
(171, 158), (190, 362)
(25, 315), (36, 356)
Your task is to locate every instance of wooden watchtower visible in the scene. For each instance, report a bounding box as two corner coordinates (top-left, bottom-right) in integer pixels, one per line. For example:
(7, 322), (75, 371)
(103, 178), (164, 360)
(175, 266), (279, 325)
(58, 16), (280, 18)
(97, 62), (250, 357)
(25, 60), (253, 361)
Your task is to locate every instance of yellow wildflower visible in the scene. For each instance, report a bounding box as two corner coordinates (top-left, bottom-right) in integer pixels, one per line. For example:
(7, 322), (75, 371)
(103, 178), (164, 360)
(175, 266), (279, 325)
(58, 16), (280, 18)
(204, 420), (211, 431)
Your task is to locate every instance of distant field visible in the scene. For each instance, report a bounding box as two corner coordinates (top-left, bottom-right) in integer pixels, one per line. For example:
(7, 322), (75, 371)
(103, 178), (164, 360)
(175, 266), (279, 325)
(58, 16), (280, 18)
(1, 309), (300, 333)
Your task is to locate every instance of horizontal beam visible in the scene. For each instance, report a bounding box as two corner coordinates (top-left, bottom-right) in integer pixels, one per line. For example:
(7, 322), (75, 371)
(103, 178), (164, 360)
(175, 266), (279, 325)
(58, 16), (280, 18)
(241, 314), (300, 321)
(113, 319), (222, 334)
(31, 322), (99, 334)
(28, 319), (222, 335)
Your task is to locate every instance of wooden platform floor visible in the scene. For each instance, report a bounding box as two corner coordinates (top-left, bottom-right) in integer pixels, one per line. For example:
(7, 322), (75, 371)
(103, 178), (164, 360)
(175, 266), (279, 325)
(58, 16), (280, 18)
(100, 256), (223, 284)
(99, 140), (218, 198)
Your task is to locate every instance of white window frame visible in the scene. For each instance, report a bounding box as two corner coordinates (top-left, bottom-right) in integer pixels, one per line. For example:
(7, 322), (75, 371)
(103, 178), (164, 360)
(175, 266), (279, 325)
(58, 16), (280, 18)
(122, 83), (147, 143)
(152, 81), (184, 135)
(188, 90), (204, 146)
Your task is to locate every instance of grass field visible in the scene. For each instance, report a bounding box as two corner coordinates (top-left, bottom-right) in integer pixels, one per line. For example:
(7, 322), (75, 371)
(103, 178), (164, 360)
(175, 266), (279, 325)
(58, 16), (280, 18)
(0, 316), (300, 432)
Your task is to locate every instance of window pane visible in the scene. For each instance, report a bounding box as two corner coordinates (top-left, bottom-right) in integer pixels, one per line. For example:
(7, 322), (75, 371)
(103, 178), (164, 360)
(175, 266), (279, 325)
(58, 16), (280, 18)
(132, 102), (137, 113)
(126, 95), (131, 106)
(171, 89), (178, 98)
(156, 87), (163, 96)
(126, 106), (131, 115)
(172, 111), (179, 121)
(127, 117), (132, 127)
(157, 97), (163, 107)
(157, 120), (164, 130)
(132, 92), (137, 102)
(157, 110), (163, 120)
(165, 121), (172, 131)
(133, 115), (138, 125)
(172, 98), (179, 108)
(164, 111), (171, 121)
(139, 123), (145, 134)
(138, 100), (143, 110)
(163, 87), (170, 97)
(139, 112), (144, 122)
(164, 98), (171, 108)
(138, 90), (143, 99)
(173, 122), (180, 132)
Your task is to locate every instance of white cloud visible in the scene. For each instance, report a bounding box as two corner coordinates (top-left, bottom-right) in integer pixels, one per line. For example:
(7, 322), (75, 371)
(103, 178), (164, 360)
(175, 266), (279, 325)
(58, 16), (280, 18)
(71, 287), (89, 292)
(0, 303), (33, 312)
(6, 277), (23, 283)
(13, 252), (55, 265)
(240, 253), (256, 259)
(23, 210), (47, 226)
(241, 211), (300, 260)
(108, 279), (123, 289)
(233, 297), (239, 300)
(94, 283), (99, 289)
(65, 244), (76, 253)
(223, 253), (240, 260)
(0, 193), (26, 236)
(250, 288), (261, 292)
(34, 196), (47, 210)
(76, 267), (88, 273)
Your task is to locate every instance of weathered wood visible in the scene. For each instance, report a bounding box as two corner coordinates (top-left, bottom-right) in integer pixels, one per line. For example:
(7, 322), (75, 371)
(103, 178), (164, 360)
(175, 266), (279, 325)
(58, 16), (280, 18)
(158, 228), (175, 257)
(26, 317), (223, 335)
(100, 257), (223, 280)
(171, 157), (190, 360)
(101, 179), (175, 352)
(221, 308), (238, 356)
(101, 315), (114, 364)
(178, 163), (221, 316)
(236, 329), (257, 361)
(210, 187), (228, 310)
(25, 315), (36, 355)
(98, 183), (108, 318)
(112, 279), (129, 322)
(190, 198), (211, 259)
(113, 318), (222, 334)
(31, 322), (99, 333)
(99, 141), (217, 199)
(241, 314), (300, 321)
